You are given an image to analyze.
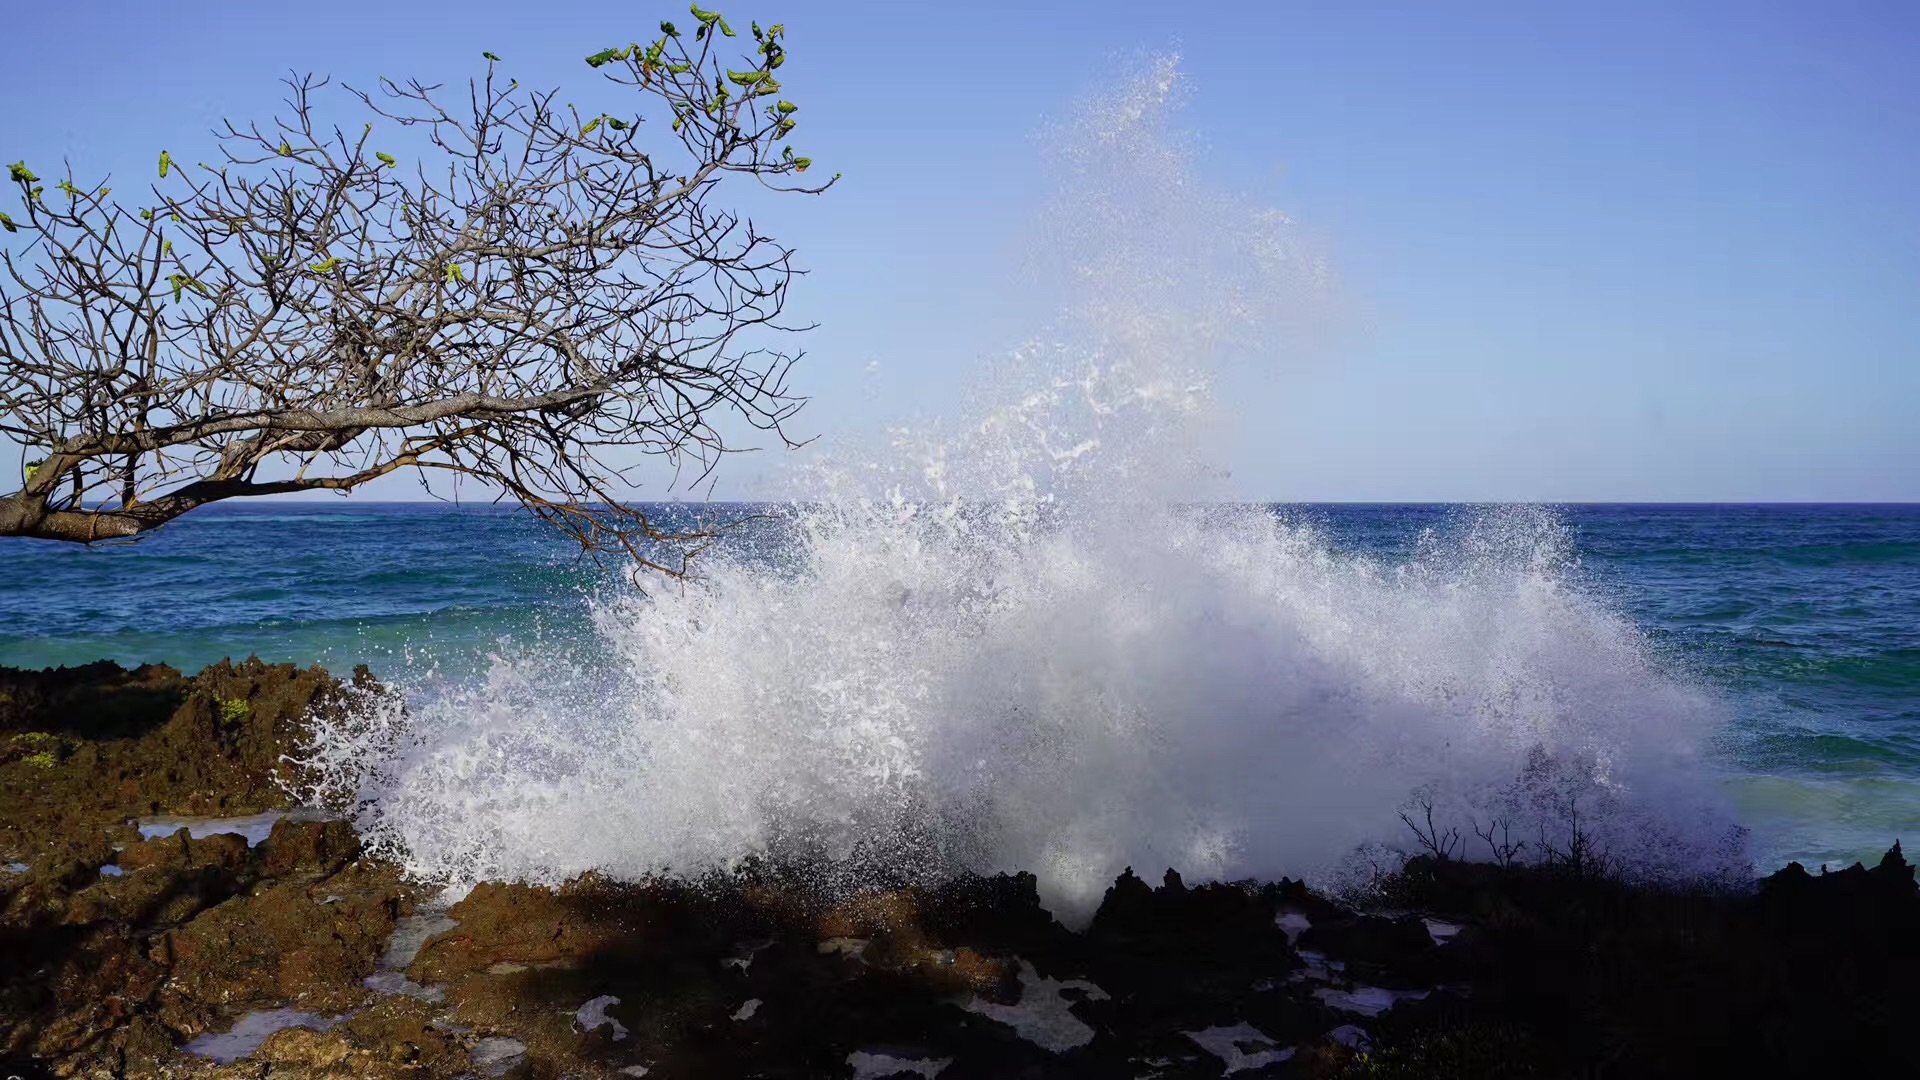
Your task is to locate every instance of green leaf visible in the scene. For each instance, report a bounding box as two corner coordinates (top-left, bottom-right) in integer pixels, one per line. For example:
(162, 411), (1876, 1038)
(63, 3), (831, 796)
(717, 16), (734, 36)
(446, 263), (465, 284)
(0, 211), (15, 233)
(7, 162), (36, 184)
(607, 117), (630, 131)
(310, 256), (340, 273)
(660, 20), (678, 36)
(585, 46), (623, 67)
(158, 150), (172, 178)
(793, 156), (812, 172)
(483, 51), (503, 61)
(582, 117), (603, 135)
(752, 20), (762, 39)
(727, 69), (767, 86)
(279, 143), (293, 156)
(668, 63), (692, 74)
(375, 152), (397, 168)
(776, 100), (798, 114)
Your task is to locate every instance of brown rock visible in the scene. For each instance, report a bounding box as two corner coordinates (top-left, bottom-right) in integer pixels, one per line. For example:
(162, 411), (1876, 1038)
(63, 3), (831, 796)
(161, 863), (404, 1014)
(408, 881), (631, 985)
(0, 659), (354, 854)
(257, 1026), (354, 1068)
(116, 832), (192, 874)
(186, 833), (251, 872)
(259, 819), (360, 878)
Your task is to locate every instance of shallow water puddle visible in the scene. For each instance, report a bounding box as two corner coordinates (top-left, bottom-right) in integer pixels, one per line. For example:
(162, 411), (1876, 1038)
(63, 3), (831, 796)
(577, 995), (629, 1040)
(1275, 910), (1312, 944)
(471, 1036), (527, 1075)
(181, 1007), (344, 1063)
(136, 807), (333, 846)
(731, 998), (763, 1021)
(958, 960), (1107, 1052)
(848, 1050), (952, 1079)
(1327, 1023), (1370, 1049)
(1313, 984), (1429, 1017)
(1290, 949), (1345, 982)
(364, 898), (459, 1001)
(1183, 1022), (1295, 1074)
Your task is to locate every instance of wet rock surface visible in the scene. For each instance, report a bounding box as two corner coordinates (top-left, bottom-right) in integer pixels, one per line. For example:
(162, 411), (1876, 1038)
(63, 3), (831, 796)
(3, 660), (1917, 1078)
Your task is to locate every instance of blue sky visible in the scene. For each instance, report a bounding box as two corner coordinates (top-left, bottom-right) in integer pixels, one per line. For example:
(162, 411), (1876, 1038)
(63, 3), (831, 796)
(1, 0), (1914, 501)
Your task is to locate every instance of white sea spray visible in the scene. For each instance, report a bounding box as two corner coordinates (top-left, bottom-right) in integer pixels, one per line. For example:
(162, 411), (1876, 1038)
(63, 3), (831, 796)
(293, 57), (1747, 923)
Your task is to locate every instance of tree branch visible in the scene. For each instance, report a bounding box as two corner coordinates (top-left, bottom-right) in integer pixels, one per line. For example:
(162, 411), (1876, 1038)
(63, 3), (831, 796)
(0, 13), (835, 563)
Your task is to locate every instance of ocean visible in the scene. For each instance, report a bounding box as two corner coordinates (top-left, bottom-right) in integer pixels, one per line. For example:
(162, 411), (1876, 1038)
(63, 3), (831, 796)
(2, 501), (1914, 885)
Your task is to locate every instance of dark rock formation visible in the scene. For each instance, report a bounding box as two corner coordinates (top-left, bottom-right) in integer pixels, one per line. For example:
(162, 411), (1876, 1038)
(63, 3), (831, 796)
(2, 658), (1916, 1078)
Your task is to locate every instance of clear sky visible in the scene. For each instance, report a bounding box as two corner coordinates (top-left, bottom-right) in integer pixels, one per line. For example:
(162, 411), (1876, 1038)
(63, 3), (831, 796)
(1, 0), (1914, 501)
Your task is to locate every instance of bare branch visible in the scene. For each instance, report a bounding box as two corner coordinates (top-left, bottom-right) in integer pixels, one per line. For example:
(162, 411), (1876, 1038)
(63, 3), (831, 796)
(1399, 791), (1464, 862)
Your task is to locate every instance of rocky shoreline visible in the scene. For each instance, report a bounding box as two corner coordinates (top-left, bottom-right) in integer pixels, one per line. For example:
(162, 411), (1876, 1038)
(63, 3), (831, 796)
(2, 661), (1914, 1079)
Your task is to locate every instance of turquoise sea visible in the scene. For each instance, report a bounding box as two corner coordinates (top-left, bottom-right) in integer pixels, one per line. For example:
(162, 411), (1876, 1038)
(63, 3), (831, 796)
(2, 501), (1915, 875)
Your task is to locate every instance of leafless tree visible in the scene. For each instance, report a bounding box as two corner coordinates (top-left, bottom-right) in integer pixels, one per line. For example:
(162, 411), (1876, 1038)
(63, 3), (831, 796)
(1399, 790), (1464, 862)
(1471, 813), (1527, 869)
(1536, 790), (1614, 879)
(0, 10), (830, 572)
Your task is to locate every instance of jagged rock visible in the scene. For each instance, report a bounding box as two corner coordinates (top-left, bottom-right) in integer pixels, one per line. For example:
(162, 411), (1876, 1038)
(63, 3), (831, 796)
(156, 861), (405, 1015)
(258, 818), (361, 878)
(0, 659), (352, 858)
(1296, 913), (1437, 985)
(5, 660), (1920, 1079)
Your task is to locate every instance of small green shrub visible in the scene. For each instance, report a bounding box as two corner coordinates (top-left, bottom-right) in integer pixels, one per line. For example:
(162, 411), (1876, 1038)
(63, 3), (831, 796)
(7, 734), (60, 768)
(216, 696), (250, 724)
